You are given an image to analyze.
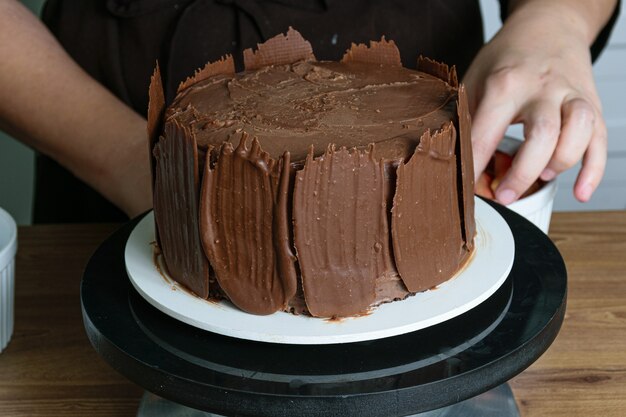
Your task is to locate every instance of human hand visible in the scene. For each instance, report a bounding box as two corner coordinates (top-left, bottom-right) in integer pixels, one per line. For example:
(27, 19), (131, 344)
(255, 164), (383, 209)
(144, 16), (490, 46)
(463, 2), (609, 204)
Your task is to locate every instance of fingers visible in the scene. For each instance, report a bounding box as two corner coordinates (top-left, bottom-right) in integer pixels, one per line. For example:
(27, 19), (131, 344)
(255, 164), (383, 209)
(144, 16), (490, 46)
(463, 22), (607, 204)
(541, 97), (596, 181)
(467, 63), (606, 204)
(574, 121), (607, 202)
(536, 95), (604, 202)
(471, 71), (522, 181)
(494, 99), (561, 204)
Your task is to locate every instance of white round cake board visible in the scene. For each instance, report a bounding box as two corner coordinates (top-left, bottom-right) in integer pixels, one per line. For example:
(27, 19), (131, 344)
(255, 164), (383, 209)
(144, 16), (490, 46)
(125, 198), (514, 345)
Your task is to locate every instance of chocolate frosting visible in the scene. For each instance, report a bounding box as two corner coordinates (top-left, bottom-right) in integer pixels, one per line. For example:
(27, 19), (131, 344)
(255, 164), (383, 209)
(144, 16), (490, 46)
(153, 120), (210, 298)
(148, 64), (165, 189)
(148, 64), (165, 156)
(147, 64), (165, 243)
(244, 26), (316, 71)
(391, 124), (465, 293)
(293, 145), (395, 317)
(455, 85), (476, 250)
(177, 54), (235, 94)
(198, 135), (297, 315)
(417, 56), (475, 251)
(417, 55), (459, 89)
(151, 28), (475, 317)
(166, 60), (456, 163)
(341, 37), (402, 67)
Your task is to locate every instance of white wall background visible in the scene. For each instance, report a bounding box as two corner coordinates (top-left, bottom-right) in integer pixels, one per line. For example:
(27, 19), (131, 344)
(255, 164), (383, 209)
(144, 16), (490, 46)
(0, 1), (624, 225)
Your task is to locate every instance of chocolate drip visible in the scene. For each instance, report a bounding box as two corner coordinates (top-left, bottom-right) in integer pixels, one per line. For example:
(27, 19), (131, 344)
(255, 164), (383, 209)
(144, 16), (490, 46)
(455, 86), (476, 250)
(341, 37), (402, 67)
(293, 145), (390, 317)
(199, 134), (297, 315)
(244, 27), (316, 71)
(177, 55), (235, 93)
(391, 123), (464, 293)
(417, 55), (459, 89)
(153, 120), (209, 298)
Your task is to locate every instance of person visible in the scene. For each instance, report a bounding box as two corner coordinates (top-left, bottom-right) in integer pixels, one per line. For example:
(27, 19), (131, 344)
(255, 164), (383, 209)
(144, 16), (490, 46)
(0, 0), (620, 222)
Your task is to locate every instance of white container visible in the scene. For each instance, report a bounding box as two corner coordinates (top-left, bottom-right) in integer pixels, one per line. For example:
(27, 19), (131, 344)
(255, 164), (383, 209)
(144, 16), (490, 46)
(507, 179), (557, 234)
(0, 207), (17, 352)
(498, 137), (558, 234)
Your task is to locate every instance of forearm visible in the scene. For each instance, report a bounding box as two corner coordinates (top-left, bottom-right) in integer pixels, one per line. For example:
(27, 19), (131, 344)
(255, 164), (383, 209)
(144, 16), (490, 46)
(0, 0), (150, 216)
(505, 0), (618, 46)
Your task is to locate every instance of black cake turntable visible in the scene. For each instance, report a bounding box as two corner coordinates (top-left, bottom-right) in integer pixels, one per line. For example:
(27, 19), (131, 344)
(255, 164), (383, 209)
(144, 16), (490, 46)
(81, 200), (566, 416)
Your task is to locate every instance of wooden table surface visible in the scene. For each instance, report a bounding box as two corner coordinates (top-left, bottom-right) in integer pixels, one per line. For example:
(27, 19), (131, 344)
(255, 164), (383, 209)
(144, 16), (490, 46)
(1, 211), (625, 416)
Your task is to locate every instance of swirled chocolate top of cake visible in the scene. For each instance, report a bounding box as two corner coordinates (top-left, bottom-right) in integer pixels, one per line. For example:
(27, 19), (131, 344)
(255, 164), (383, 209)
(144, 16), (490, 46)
(166, 60), (457, 162)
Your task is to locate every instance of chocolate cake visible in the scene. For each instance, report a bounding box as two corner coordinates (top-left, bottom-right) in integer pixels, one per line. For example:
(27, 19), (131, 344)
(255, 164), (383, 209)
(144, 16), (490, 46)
(147, 28), (475, 318)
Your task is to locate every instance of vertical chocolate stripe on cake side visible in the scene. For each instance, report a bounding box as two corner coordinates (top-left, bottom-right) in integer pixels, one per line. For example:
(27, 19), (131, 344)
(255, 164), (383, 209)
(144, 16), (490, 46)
(153, 120), (210, 298)
(372, 156), (407, 304)
(293, 145), (390, 318)
(148, 63), (165, 176)
(391, 123), (464, 293)
(341, 37), (402, 66)
(199, 134), (297, 315)
(243, 27), (316, 71)
(148, 63), (165, 242)
(273, 152), (299, 306)
(455, 85), (476, 251)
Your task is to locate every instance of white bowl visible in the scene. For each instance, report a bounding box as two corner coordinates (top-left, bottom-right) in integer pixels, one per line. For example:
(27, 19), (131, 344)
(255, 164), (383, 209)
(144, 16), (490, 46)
(497, 137), (557, 234)
(507, 180), (557, 234)
(0, 207), (17, 353)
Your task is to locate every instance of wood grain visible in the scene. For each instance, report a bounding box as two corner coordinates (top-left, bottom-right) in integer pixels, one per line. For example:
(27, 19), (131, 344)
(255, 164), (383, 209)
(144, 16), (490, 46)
(510, 211), (626, 417)
(0, 224), (142, 417)
(0, 212), (625, 416)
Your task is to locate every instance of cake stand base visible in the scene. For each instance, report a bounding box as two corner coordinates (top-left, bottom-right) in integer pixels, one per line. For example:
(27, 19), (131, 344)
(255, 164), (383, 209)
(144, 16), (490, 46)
(84, 202), (565, 417)
(136, 383), (520, 417)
